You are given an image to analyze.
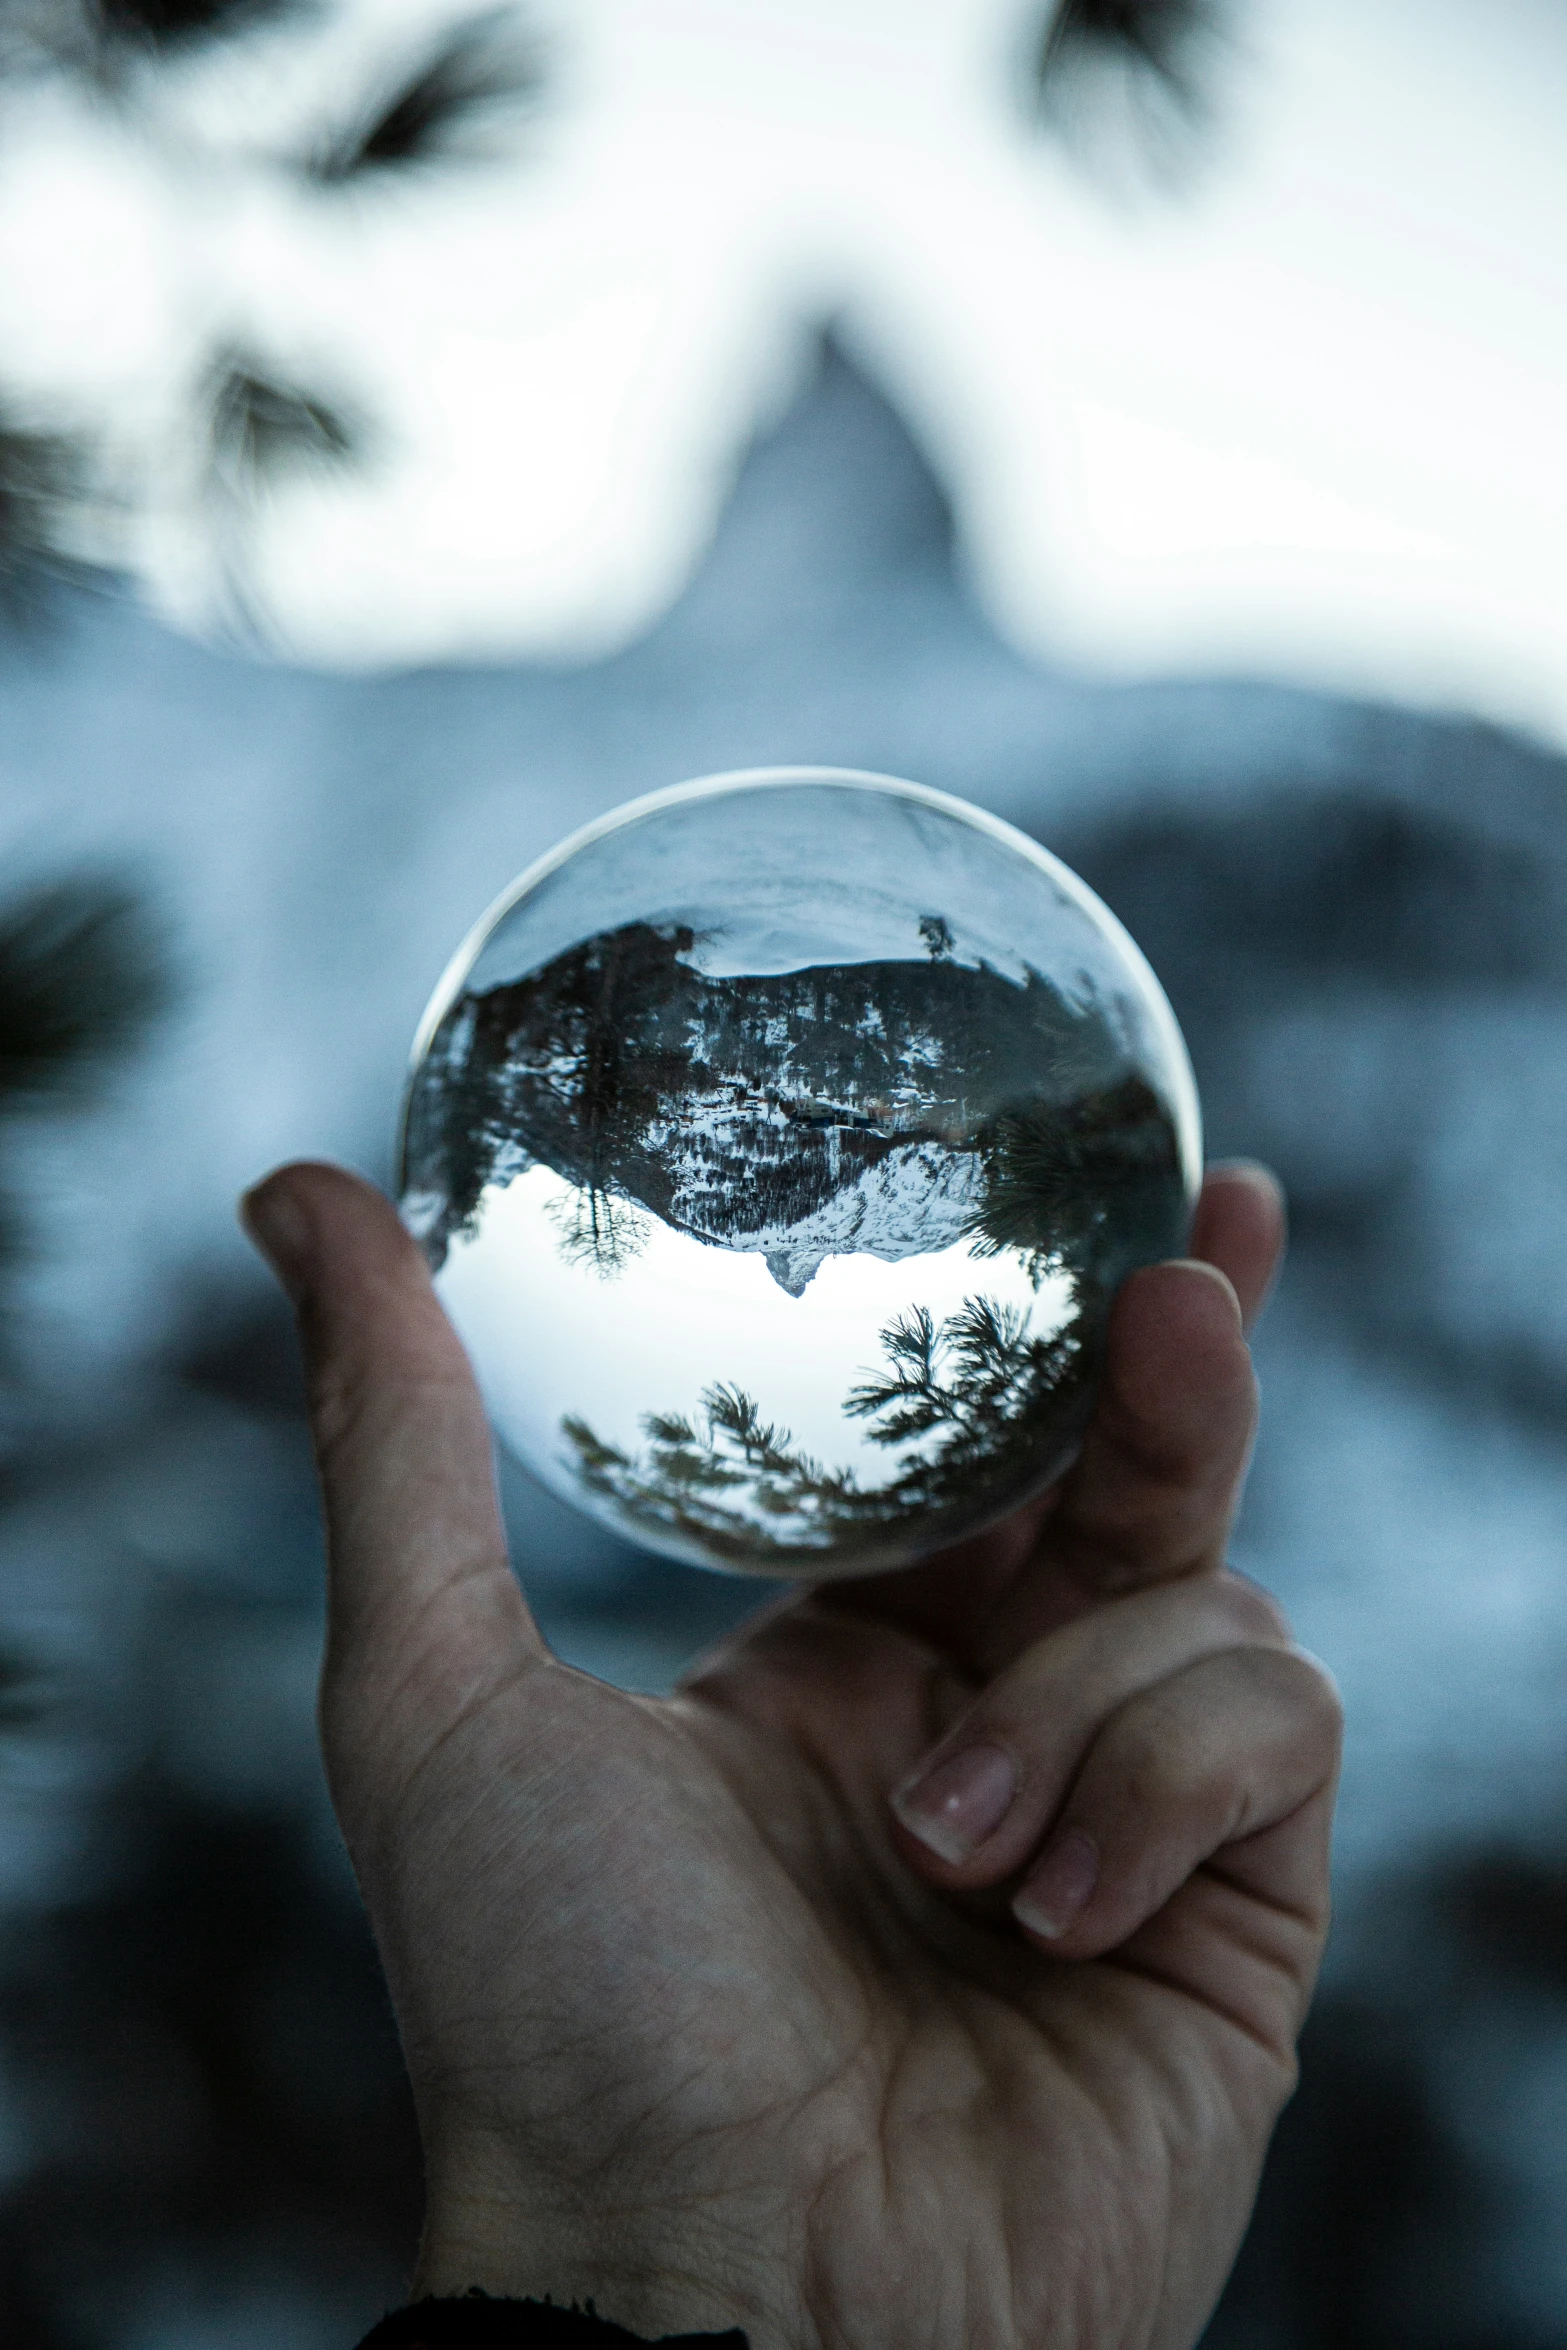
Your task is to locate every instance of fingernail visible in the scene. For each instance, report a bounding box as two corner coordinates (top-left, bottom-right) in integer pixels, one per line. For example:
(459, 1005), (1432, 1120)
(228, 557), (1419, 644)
(1014, 1829), (1099, 1938)
(891, 1744), (1016, 1864)
(240, 1182), (313, 1303)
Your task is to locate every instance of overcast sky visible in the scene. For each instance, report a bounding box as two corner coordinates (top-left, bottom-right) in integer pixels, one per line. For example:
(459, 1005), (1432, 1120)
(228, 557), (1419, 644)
(0, 0), (1564, 740)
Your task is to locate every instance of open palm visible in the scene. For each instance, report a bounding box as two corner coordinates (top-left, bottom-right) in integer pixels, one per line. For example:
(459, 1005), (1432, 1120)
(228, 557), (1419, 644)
(244, 1162), (1339, 2350)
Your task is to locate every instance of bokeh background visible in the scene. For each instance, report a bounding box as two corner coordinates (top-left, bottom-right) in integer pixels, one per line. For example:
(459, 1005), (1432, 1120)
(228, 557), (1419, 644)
(2, 1), (1567, 2343)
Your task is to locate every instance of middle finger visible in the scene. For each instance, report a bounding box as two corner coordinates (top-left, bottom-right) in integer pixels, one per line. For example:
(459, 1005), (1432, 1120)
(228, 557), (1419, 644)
(888, 1568), (1292, 1882)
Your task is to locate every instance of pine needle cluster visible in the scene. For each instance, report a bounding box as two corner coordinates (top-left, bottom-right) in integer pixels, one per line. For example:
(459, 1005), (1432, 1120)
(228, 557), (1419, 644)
(561, 1288), (1091, 1568)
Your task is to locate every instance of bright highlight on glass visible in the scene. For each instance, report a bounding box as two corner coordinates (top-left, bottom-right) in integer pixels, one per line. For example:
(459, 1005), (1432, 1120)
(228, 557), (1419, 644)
(399, 767), (1201, 1579)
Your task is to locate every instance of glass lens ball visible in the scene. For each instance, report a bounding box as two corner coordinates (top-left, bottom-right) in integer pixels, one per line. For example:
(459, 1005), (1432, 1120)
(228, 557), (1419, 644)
(399, 768), (1201, 1580)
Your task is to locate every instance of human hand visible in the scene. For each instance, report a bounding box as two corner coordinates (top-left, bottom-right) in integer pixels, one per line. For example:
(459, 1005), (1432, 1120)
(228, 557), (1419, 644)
(242, 1160), (1339, 2350)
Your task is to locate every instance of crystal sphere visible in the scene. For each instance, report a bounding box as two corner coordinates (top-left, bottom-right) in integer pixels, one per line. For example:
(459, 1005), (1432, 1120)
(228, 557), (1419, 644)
(399, 769), (1201, 1579)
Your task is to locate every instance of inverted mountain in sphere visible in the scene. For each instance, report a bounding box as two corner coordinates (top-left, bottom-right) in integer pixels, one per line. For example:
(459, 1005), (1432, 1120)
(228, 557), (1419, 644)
(403, 920), (1185, 1297)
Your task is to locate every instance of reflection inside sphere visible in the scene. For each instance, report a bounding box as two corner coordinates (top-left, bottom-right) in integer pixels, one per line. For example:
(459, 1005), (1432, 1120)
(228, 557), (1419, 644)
(400, 770), (1200, 1578)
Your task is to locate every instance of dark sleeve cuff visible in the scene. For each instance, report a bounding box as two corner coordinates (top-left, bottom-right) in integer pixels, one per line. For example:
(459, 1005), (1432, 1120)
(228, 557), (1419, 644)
(356, 2289), (749, 2350)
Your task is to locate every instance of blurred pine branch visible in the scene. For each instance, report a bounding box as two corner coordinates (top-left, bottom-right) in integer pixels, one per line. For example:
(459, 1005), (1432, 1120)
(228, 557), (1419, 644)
(90, 0), (297, 47)
(205, 357), (364, 495)
(308, 6), (548, 183)
(0, 876), (170, 1337)
(0, 877), (169, 1106)
(1034, 0), (1231, 181)
(0, 418), (97, 639)
(0, 0), (302, 74)
(1040, 0), (1221, 111)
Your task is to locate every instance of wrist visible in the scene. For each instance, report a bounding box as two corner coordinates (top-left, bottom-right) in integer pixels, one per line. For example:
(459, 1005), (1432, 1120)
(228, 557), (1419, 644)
(361, 2292), (749, 2349)
(415, 2184), (792, 2349)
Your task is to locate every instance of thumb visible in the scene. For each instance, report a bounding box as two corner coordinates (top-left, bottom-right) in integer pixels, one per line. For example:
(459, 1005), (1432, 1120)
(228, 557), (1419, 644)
(240, 1161), (543, 1783)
